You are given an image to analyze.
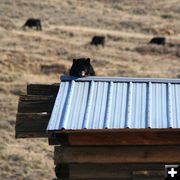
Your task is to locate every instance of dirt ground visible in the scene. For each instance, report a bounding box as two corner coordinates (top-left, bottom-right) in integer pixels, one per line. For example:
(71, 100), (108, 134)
(0, 0), (179, 179)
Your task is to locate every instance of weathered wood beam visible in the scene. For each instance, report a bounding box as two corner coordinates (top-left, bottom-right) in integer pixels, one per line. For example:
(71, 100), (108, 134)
(133, 178), (162, 180)
(55, 163), (131, 179)
(18, 95), (55, 113)
(54, 178), (131, 180)
(132, 170), (164, 180)
(27, 84), (59, 96)
(54, 145), (180, 164)
(15, 113), (50, 138)
(49, 129), (180, 145)
(54, 163), (163, 179)
(55, 179), (165, 180)
(55, 163), (164, 179)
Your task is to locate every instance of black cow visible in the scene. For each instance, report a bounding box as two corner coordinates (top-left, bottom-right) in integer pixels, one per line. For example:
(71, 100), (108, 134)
(90, 36), (105, 47)
(69, 58), (95, 77)
(149, 37), (166, 45)
(23, 18), (42, 31)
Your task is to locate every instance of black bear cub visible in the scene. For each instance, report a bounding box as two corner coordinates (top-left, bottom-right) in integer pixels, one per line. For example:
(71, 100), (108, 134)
(69, 58), (95, 77)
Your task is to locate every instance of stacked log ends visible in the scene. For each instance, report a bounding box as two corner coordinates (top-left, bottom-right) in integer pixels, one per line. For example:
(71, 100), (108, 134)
(15, 84), (59, 138)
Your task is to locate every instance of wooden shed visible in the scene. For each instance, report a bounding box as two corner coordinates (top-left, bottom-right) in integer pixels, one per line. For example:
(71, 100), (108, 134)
(16, 76), (180, 179)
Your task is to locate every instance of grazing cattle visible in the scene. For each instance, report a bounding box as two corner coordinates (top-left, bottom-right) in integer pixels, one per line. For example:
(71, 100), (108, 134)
(69, 58), (95, 77)
(149, 37), (166, 45)
(23, 18), (42, 30)
(90, 36), (105, 47)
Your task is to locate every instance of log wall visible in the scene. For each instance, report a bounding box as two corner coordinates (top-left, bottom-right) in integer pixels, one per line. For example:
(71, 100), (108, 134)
(15, 83), (180, 180)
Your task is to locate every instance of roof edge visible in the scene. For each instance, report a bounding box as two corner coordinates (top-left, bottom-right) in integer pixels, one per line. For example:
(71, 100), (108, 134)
(47, 128), (180, 134)
(60, 75), (180, 83)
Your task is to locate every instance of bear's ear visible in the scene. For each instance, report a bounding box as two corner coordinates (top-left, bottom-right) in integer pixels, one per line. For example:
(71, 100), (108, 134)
(86, 58), (90, 64)
(73, 59), (77, 63)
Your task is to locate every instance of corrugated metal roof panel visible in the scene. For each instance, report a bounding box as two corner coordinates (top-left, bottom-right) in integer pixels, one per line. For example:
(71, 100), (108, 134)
(47, 76), (180, 131)
(61, 76), (180, 83)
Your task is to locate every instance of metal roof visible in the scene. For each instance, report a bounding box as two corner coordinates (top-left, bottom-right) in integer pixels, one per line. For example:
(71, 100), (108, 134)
(47, 76), (180, 131)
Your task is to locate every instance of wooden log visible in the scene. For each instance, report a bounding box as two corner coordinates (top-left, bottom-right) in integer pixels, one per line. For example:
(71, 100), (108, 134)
(15, 83), (59, 138)
(55, 163), (164, 179)
(18, 95), (55, 113)
(132, 170), (164, 179)
(27, 84), (59, 96)
(56, 178), (131, 180)
(15, 113), (50, 138)
(133, 178), (162, 180)
(56, 164), (131, 178)
(49, 129), (180, 145)
(54, 145), (180, 164)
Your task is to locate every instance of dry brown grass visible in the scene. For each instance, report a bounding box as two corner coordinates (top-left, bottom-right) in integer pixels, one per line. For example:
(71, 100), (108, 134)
(135, 44), (180, 57)
(0, 0), (180, 179)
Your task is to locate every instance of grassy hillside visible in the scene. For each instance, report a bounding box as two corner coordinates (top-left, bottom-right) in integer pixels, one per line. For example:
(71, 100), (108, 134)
(0, 0), (179, 179)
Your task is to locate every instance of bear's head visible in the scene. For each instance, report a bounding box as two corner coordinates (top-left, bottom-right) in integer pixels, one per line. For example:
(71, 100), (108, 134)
(69, 58), (95, 77)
